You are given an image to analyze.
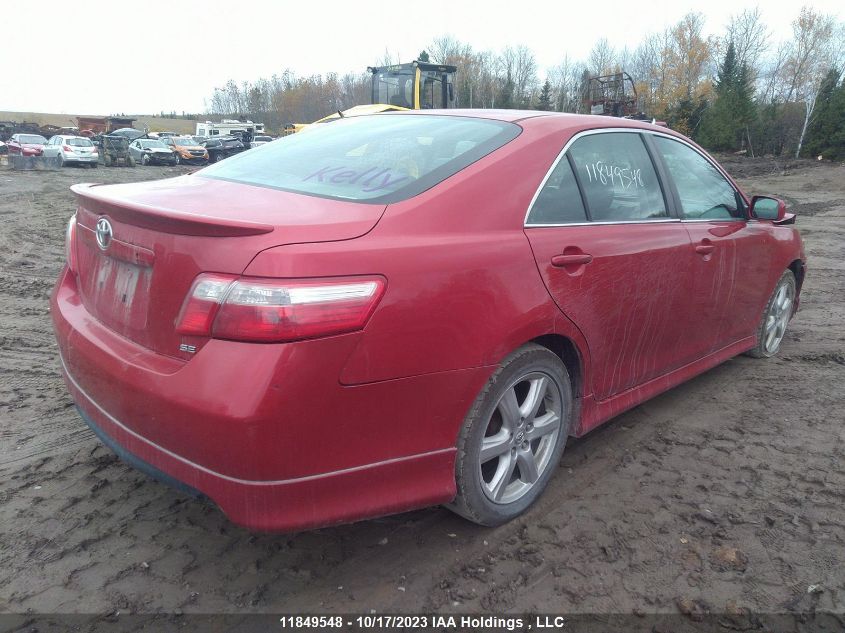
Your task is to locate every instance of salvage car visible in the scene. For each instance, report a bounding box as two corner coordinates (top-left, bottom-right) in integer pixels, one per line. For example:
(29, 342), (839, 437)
(161, 136), (208, 164)
(52, 111), (806, 532)
(44, 135), (99, 167)
(250, 134), (273, 148)
(129, 139), (178, 166)
(201, 135), (245, 162)
(7, 133), (48, 156)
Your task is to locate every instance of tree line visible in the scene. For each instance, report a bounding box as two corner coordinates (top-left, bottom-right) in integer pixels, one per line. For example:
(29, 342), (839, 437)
(207, 6), (845, 159)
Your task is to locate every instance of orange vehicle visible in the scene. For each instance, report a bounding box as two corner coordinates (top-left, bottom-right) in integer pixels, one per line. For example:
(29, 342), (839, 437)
(161, 135), (208, 165)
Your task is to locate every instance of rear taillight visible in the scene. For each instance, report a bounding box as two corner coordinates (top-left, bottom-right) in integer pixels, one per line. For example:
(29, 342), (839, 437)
(62, 145), (73, 152)
(65, 214), (78, 273)
(176, 274), (386, 342)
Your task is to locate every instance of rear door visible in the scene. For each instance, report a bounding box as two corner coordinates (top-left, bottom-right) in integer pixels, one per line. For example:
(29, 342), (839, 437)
(650, 135), (773, 352)
(524, 130), (696, 401)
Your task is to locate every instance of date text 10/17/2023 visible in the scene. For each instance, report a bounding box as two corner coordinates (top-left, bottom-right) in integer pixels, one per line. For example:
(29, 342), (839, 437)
(278, 615), (577, 631)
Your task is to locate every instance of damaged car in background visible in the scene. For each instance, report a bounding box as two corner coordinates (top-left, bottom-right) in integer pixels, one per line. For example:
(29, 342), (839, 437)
(161, 135), (209, 164)
(52, 111), (806, 533)
(43, 135), (99, 167)
(129, 139), (178, 166)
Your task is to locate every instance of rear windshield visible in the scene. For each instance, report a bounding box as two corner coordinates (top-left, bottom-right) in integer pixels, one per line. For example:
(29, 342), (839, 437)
(67, 137), (93, 147)
(199, 114), (520, 203)
(19, 135), (47, 144)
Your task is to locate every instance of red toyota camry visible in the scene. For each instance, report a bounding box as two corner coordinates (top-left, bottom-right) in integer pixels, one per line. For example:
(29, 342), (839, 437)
(52, 111), (806, 531)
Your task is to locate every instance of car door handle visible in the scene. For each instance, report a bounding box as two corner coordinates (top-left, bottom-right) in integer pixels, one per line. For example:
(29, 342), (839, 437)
(695, 244), (715, 255)
(551, 253), (593, 267)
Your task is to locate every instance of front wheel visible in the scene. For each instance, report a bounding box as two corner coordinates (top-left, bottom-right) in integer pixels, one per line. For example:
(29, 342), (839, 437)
(174, 153), (180, 165)
(141, 154), (150, 165)
(746, 270), (797, 358)
(448, 344), (572, 526)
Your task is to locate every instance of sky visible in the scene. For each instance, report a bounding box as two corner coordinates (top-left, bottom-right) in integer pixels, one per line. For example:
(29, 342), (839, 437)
(3, 0), (843, 116)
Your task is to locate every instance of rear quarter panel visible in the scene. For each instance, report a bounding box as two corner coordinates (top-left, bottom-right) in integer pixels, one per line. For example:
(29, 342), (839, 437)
(244, 117), (592, 385)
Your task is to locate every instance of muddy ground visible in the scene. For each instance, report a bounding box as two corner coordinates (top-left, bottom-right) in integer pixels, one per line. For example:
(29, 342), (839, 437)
(0, 157), (843, 630)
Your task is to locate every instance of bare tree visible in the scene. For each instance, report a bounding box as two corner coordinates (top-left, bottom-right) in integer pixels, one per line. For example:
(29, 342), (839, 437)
(588, 38), (616, 75)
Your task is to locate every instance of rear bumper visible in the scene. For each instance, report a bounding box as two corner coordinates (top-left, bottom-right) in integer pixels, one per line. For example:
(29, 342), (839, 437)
(51, 267), (485, 531)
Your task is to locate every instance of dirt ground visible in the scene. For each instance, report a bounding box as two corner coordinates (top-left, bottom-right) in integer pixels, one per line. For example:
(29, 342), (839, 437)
(0, 157), (843, 630)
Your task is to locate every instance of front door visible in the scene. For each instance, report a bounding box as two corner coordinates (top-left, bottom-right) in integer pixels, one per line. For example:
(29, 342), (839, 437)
(650, 135), (773, 353)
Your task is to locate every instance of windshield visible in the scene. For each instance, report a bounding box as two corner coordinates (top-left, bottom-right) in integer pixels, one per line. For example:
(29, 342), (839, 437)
(372, 69), (415, 109)
(173, 136), (197, 146)
(67, 137), (93, 147)
(19, 135), (47, 144)
(199, 114), (520, 203)
(254, 136), (272, 142)
(139, 140), (167, 149)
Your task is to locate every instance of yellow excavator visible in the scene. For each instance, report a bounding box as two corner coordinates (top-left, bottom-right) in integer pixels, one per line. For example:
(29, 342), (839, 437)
(289, 60), (457, 132)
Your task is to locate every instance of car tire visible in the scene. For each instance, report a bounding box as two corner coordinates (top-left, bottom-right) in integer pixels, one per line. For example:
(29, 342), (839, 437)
(57, 155), (65, 168)
(174, 154), (180, 165)
(746, 270), (797, 358)
(141, 154), (149, 165)
(448, 344), (572, 526)
(215, 153), (225, 163)
(89, 162), (98, 169)
(128, 156), (136, 167)
(104, 155), (112, 167)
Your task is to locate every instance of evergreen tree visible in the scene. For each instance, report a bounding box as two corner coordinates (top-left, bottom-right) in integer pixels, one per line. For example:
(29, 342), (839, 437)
(537, 80), (552, 110)
(497, 73), (515, 109)
(418, 50), (430, 63)
(696, 42), (755, 151)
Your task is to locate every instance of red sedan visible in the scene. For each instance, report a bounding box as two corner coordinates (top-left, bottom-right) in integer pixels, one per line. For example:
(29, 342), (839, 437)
(51, 111), (805, 531)
(7, 133), (48, 156)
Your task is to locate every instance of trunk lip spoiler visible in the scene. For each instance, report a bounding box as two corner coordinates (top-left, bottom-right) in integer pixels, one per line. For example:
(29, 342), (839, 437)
(71, 183), (275, 237)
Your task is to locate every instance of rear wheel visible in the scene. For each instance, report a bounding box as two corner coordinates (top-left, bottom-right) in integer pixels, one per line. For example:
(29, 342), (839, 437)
(449, 344), (572, 526)
(89, 162), (98, 169)
(746, 270), (796, 358)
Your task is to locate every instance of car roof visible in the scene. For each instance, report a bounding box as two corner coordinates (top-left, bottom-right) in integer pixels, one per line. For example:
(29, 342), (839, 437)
(384, 109), (675, 134)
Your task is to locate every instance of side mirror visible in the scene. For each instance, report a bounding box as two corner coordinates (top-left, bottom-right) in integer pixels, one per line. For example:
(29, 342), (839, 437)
(750, 195), (786, 221)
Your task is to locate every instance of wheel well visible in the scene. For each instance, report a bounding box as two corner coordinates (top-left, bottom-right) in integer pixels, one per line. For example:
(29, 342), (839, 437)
(530, 334), (583, 400)
(788, 259), (805, 293)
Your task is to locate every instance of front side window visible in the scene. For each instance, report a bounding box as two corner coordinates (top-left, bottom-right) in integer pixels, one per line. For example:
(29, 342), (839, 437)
(373, 69), (415, 108)
(654, 136), (744, 220)
(419, 71), (443, 109)
(200, 114), (520, 203)
(526, 157), (587, 225)
(568, 132), (667, 222)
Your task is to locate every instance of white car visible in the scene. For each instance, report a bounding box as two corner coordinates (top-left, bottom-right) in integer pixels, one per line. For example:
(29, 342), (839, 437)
(44, 135), (98, 167)
(250, 135), (273, 148)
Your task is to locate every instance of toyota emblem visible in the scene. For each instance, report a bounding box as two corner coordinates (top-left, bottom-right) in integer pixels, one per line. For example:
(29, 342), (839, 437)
(95, 217), (113, 251)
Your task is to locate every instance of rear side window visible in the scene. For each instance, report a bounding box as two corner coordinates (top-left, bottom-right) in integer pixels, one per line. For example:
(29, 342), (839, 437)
(568, 132), (667, 221)
(653, 136), (744, 219)
(199, 114), (520, 203)
(526, 158), (587, 224)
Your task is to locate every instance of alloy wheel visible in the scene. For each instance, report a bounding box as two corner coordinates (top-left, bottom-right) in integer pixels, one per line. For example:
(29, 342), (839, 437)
(479, 372), (562, 505)
(763, 279), (794, 354)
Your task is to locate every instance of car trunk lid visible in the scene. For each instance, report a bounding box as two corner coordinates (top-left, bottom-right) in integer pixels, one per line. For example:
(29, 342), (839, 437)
(71, 175), (386, 357)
